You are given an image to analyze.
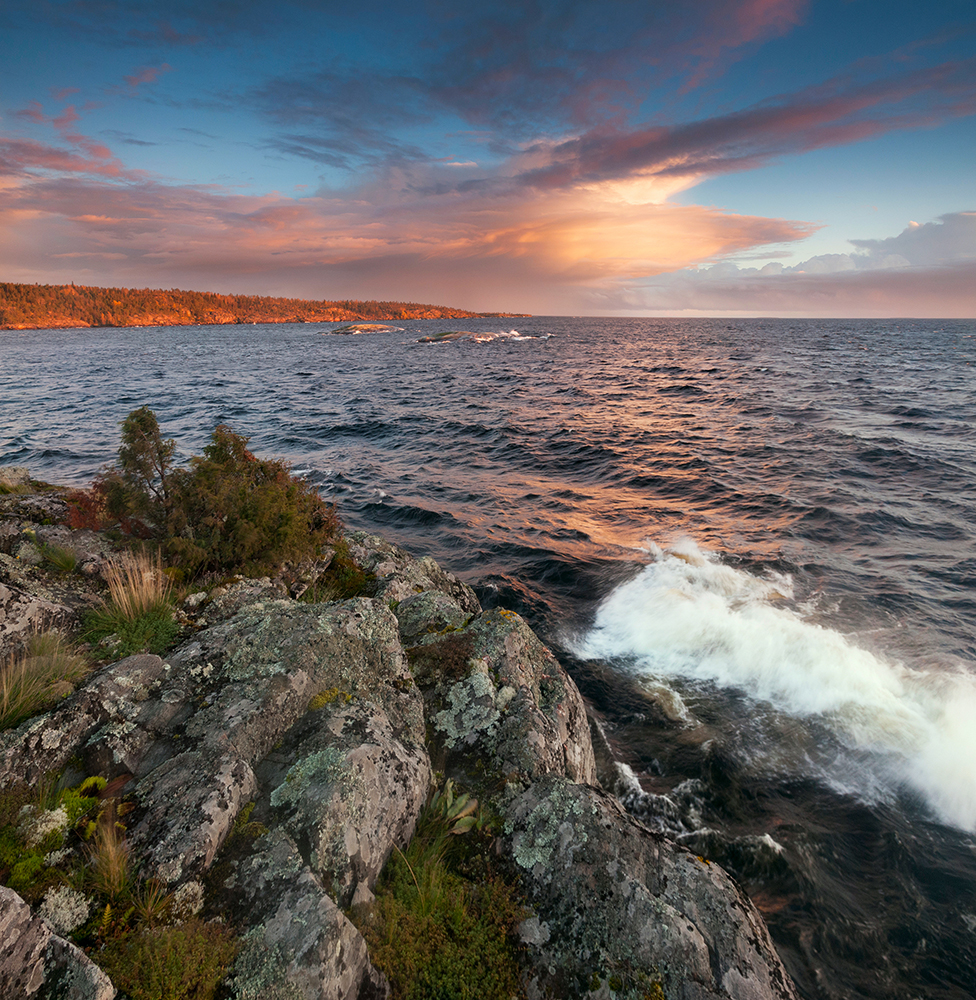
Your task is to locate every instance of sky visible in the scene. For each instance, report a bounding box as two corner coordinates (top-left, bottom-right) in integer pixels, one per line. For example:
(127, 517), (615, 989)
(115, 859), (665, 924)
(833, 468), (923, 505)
(1, 0), (974, 317)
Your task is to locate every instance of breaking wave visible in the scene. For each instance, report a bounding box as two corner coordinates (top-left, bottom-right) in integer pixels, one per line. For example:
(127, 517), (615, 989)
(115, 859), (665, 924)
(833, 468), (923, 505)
(576, 538), (976, 832)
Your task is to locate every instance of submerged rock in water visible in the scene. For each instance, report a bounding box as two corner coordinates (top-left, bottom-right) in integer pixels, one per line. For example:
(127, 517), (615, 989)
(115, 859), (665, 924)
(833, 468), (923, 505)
(324, 323), (403, 334)
(504, 777), (799, 1000)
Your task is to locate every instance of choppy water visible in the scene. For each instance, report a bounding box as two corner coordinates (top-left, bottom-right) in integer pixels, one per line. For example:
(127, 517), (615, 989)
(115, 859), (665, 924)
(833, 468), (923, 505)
(2, 316), (975, 998)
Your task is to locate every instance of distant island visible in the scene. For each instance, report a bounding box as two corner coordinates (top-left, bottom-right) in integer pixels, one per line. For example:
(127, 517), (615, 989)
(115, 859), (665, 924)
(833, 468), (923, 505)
(0, 281), (527, 330)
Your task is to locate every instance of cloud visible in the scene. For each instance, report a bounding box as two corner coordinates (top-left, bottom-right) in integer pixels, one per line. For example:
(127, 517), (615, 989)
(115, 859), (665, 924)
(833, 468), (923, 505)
(850, 211), (976, 266)
(513, 58), (976, 190)
(605, 213), (976, 316)
(618, 259), (976, 317)
(3, 102), (136, 180)
(121, 63), (172, 91)
(0, 158), (816, 312)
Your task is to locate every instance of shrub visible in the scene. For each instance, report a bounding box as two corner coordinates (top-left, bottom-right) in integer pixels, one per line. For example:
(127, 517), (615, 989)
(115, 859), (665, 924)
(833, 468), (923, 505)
(90, 408), (341, 578)
(0, 632), (90, 731)
(95, 918), (238, 1000)
(165, 423), (340, 576)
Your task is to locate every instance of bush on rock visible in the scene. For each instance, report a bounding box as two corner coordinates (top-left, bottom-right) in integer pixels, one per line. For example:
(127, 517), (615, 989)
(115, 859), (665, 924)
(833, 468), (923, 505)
(79, 407), (341, 578)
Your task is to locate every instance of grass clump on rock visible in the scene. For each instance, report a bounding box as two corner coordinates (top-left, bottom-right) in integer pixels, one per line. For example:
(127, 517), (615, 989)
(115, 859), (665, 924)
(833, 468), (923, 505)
(0, 632), (90, 731)
(354, 780), (527, 1000)
(73, 406), (341, 579)
(82, 549), (178, 657)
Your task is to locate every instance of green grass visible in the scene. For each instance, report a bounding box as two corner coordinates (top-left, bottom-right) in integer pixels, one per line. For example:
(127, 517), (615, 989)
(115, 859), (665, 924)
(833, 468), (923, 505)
(0, 632), (90, 731)
(353, 783), (527, 1000)
(83, 550), (178, 656)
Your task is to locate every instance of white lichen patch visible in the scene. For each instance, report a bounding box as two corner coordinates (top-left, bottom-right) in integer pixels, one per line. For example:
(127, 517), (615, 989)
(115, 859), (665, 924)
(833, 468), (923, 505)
(508, 787), (590, 875)
(433, 670), (500, 748)
(228, 928), (304, 1000)
(38, 885), (91, 935)
(21, 805), (69, 847)
(270, 748), (348, 811)
(172, 880), (205, 920)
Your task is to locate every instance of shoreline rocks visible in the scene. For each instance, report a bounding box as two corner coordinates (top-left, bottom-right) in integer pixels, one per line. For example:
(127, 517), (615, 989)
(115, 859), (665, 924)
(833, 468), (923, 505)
(0, 479), (799, 1000)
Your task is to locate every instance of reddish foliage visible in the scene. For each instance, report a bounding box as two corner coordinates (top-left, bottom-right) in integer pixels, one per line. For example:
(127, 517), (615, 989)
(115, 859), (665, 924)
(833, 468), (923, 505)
(64, 485), (110, 530)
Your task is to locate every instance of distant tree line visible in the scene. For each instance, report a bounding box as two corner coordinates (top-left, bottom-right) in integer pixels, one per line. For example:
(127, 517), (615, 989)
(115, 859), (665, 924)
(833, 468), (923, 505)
(0, 282), (523, 329)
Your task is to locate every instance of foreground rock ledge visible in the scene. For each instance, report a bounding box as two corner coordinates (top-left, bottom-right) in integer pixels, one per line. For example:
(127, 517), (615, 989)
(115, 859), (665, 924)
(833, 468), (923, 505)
(0, 518), (798, 1000)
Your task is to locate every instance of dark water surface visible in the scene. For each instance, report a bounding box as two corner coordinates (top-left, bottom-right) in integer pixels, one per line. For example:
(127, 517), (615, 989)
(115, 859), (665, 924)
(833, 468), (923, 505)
(3, 317), (976, 998)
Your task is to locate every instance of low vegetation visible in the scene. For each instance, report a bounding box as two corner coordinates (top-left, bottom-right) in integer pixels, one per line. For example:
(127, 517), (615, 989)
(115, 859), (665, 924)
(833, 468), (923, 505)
(82, 549), (178, 657)
(354, 780), (527, 1000)
(0, 773), (238, 1000)
(0, 632), (90, 731)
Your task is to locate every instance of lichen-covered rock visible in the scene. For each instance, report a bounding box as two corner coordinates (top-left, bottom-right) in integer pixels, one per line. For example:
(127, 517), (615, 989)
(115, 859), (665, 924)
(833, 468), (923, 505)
(410, 607), (597, 791)
(503, 777), (799, 1000)
(0, 580), (72, 657)
(0, 467), (31, 490)
(394, 590), (471, 647)
(130, 750), (259, 885)
(193, 577), (290, 627)
(226, 831), (388, 1000)
(0, 885), (116, 999)
(172, 597), (424, 746)
(0, 654), (171, 790)
(265, 701), (431, 907)
(344, 531), (481, 614)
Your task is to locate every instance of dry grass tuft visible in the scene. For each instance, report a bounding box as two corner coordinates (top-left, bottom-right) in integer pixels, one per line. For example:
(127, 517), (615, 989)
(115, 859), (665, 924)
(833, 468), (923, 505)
(88, 804), (132, 902)
(103, 549), (172, 620)
(0, 632), (89, 731)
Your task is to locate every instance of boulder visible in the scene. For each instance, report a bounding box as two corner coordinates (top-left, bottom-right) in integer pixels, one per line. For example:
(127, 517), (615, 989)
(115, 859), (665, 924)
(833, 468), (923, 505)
(0, 580), (73, 658)
(409, 606), (597, 791)
(503, 777), (799, 1000)
(394, 590), (471, 647)
(0, 885), (116, 999)
(0, 654), (171, 790)
(0, 467), (31, 490)
(262, 700), (432, 907)
(344, 531), (481, 613)
(225, 831), (388, 1000)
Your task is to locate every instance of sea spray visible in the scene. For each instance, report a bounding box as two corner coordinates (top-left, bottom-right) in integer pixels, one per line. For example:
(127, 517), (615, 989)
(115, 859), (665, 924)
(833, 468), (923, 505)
(576, 538), (976, 832)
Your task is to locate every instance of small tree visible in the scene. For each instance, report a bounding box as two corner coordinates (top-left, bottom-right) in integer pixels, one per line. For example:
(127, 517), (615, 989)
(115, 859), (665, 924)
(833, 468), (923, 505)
(100, 407), (177, 531)
(167, 423), (340, 575)
(95, 408), (341, 577)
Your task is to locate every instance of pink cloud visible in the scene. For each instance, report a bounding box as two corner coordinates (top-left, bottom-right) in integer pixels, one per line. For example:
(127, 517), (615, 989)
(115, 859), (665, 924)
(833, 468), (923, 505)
(0, 160), (818, 313)
(0, 138), (129, 179)
(515, 57), (976, 189)
(122, 64), (172, 91)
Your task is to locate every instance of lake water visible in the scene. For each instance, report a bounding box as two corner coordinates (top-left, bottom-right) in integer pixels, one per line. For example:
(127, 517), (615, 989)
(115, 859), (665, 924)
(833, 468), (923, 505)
(2, 316), (975, 998)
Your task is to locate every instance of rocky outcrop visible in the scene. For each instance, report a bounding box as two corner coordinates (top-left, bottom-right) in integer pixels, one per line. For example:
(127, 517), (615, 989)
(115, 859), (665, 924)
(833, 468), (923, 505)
(0, 509), (799, 1000)
(0, 886), (115, 999)
(504, 778), (798, 1000)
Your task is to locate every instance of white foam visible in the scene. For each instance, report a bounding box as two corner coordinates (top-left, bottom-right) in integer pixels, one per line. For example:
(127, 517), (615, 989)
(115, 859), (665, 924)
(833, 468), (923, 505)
(576, 539), (976, 832)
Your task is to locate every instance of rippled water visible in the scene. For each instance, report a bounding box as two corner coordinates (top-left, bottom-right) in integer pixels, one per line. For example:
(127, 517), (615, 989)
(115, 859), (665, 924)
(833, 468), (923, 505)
(2, 317), (975, 998)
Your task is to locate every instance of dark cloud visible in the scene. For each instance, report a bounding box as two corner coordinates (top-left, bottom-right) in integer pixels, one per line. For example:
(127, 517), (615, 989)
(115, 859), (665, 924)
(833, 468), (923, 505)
(100, 129), (158, 146)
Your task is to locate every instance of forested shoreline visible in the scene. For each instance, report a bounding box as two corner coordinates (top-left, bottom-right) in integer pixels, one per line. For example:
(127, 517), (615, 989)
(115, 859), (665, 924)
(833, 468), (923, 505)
(0, 282), (523, 329)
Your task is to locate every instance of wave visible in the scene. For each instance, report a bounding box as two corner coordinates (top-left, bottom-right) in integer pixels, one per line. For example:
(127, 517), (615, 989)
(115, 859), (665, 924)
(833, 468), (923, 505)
(574, 538), (976, 832)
